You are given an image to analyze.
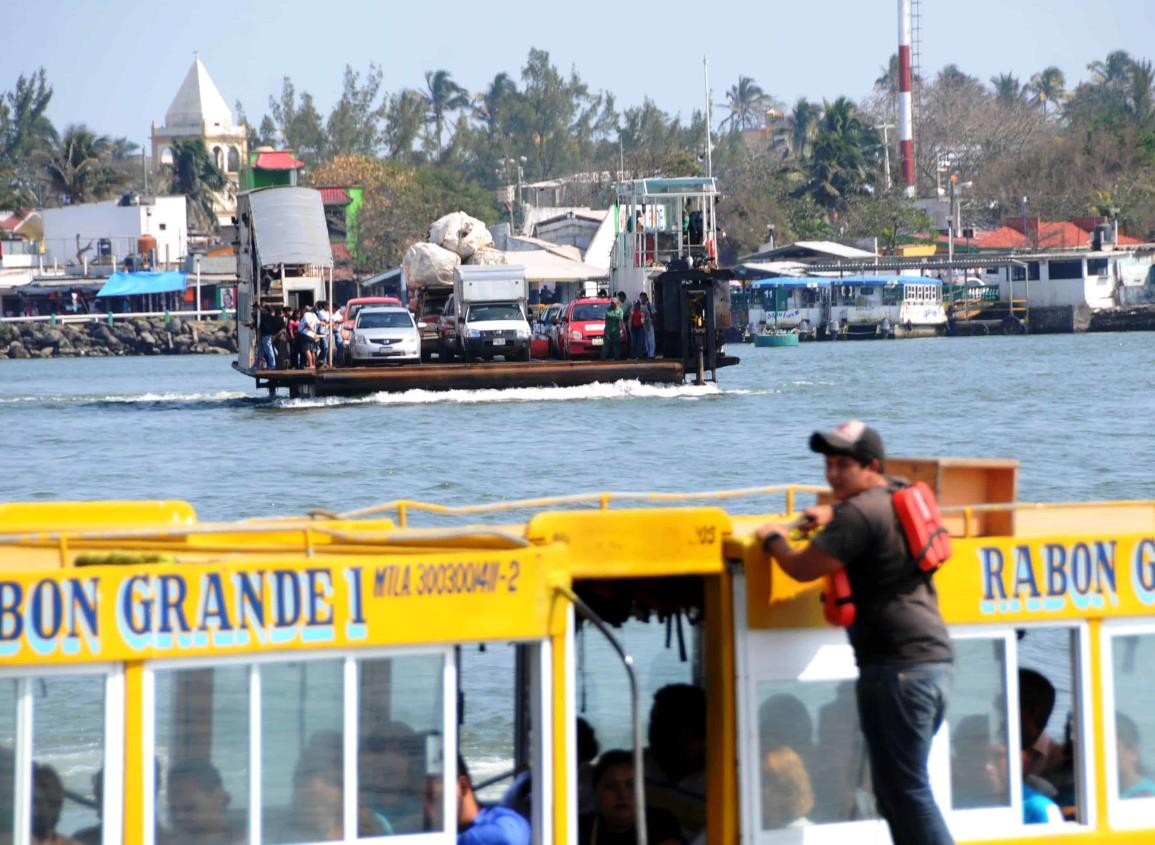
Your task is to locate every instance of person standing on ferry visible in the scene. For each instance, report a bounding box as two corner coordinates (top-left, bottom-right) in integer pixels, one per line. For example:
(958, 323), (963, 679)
(756, 421), (954, 845)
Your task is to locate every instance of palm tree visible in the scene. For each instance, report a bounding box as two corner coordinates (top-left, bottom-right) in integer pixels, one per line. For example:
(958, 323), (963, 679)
(1088, 50), (1133, 88)
(799, 97), (880, 214)
(719, 76), (767, 132)
(1126, 59), (1155, 128)
(422, 70), (470, 157)
(474, 72), (518, 131)
(1028, 67), (1067, 116)
(875, 54), (901, 95)
(990, 73), (1025, 107)
(773, 98), (822, 159)
(385, 89), (426, 163)
(165, 139), (226, 231)
(36, 124), (123, 204)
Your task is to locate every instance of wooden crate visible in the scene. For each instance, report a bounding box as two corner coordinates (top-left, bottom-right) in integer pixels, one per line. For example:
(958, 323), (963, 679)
(886, 457), (1019, 537)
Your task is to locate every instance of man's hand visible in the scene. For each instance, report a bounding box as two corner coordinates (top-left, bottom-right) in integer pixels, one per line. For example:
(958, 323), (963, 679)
(801, 504), (834, 528)
(756, 523), (788, 546)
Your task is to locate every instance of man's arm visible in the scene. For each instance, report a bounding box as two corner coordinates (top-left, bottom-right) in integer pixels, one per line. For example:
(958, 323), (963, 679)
(755, 519), (843, 582)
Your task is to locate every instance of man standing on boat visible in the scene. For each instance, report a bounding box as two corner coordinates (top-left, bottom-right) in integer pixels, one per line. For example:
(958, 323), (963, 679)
(755, 421), (954, 845)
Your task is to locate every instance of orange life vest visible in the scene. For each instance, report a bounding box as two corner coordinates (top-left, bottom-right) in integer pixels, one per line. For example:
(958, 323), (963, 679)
(820, 481), (951, 627)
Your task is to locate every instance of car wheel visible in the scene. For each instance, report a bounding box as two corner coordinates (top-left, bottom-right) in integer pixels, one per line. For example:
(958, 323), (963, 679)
(460, 341), (471, 363)
(520, 346), (531, 362)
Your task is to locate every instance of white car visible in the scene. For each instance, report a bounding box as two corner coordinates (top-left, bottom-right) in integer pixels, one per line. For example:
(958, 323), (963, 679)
(348, 306), (422, 364)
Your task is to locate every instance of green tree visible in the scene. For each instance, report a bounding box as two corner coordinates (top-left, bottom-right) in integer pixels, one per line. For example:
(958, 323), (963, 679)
(422, 70), (470, 158)
(0, 68), (56, 207)
(164, 139), (227, 231)
(990, 73), (1025, 108)
(1028, 66), (1067, 116)
(798, 97), (881, 216)
(384, 89), (426, 163)
(774, 98), (822, 159)
(1088, 50), (1133, 88)
(1126, 59), (1155, 129)
(36, 125), (124, 204)
(842, 192), (933, 252)
(719, 76), (767, 132)
(326, 64), (386, 157)
(264, 77), (327, 165)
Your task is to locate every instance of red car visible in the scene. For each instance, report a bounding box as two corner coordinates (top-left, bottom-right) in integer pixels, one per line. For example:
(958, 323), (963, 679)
(557, 298), (612, 359)
(340, 297), (403, 345)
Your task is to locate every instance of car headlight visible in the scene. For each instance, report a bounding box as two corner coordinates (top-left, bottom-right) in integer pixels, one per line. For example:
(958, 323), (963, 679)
(465, 328), (481, 338)
(516, 327), (530, 338)
(570, 330), (582, 341)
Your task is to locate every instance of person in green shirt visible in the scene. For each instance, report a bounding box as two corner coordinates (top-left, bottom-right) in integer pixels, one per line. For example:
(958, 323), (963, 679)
(603, 298), (623, 359)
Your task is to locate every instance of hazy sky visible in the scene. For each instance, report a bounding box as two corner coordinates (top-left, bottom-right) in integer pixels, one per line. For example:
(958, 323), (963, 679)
(3, 1), (1152, 143)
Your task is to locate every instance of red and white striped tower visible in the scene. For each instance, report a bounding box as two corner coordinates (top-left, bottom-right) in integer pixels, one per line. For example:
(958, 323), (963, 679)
(898, 0), (916, 197)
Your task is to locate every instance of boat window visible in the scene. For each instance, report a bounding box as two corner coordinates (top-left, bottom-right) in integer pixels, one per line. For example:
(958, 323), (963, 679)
(754, 678), (877, 827)
(358, 653), (446, 837)
(261, 659), (344, 844)
(0, 668), (120, 845)
(1014, 626), (1089, 829)
(149, 650), (457, 844)
(0, 680), (15, 842)
(1104, 628), (1155, 828)
(884, 286), (902, 305)
(154, 665), (251, 844)
(32, 674), (107, 843)
(947, 633), (1019, 837)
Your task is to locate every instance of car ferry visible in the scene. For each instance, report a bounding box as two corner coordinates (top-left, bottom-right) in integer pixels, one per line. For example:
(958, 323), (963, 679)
(1, 457), (1154, 844)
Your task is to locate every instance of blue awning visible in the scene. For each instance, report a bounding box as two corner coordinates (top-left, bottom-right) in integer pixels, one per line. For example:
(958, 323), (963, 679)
(96, 271), (186, 298)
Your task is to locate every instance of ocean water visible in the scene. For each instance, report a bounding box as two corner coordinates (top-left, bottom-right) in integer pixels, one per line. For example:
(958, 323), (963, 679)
(2, 332), (1154, 827)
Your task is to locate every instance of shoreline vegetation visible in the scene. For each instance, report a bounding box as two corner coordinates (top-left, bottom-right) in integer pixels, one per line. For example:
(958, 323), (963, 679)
(4, 47), (1155, 273)
(0, 318), (236, 359)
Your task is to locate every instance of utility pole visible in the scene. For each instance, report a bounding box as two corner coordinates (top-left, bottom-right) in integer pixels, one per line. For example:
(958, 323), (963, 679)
(703, 55), (713, 179)
(877, 124), (894, 192)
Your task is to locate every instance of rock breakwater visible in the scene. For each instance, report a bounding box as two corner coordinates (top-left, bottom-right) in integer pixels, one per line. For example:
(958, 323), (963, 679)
(0, 318), (238, 359)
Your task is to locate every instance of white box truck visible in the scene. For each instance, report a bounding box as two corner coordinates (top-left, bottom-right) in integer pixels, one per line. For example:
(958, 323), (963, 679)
(446, 265), (532, 362)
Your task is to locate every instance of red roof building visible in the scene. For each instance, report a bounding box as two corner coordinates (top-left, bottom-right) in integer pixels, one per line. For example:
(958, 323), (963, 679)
(318, 187), (353, 206)
(974, 217), (1142, 250)
(253, 151), (304, 171)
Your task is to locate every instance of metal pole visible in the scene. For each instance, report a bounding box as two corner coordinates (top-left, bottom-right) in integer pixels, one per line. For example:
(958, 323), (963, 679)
(555, 585), (647, 845)
(703, 55), (713, 179)
(195, 255), (202, 318)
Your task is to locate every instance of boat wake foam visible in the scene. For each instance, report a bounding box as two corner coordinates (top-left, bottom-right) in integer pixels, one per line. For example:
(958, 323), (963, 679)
(0, 391), (258, 409)
(276, 379), (723, 408)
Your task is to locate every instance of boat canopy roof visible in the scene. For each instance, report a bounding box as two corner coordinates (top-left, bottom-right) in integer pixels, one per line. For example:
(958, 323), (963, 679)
(750, 276), (830, 289)
(247, 187), (333, 268)
(617, 177), (718, 200)
(834, 274), (942, 286)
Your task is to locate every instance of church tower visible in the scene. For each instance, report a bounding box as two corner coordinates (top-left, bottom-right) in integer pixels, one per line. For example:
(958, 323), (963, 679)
(151, 54), (248, 228)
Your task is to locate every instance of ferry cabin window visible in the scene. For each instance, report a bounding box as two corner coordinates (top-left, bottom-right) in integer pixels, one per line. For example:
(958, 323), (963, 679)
(149, 651), (453, 845)
(0, 667), (121, 845)
(1104, 629), (1155, 828)
(949, 636), (1014, 814)
(1087, 258), (1109, 276)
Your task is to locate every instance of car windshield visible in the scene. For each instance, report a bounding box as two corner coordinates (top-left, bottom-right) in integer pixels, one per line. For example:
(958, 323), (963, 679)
(357, 311), (413, 329)
(467, 303), (523, 322)
(571, 303), (608, 321)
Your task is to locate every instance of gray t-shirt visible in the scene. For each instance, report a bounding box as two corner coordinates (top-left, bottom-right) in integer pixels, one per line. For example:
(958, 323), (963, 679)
(812, 484), (953, 667)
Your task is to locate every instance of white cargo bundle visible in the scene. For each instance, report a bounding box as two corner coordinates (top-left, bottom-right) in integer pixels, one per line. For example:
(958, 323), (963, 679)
(401, 242), (460, 289)
(466, 247), (508, 266)
(429, 211), (494, 259)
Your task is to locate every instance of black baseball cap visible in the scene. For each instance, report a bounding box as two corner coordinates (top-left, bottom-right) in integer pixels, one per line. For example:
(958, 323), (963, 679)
(809, 420), (885, 467)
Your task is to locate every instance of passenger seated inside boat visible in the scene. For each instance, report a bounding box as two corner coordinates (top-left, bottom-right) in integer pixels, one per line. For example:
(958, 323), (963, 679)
(760, 746), (814, 829)
(456, 755), (530, 845)
(643, 684), (706, 841)
(273, 730), (382, 842)
(31, 763), (78, 845)
(165, 758), (243, 845)
(360, 721), (425, 834)
(1019, 669), (1064, 824)
(1116, 713), (1155, 799)
(580, 749), (683, 845)
(950, 715), (1009, 810)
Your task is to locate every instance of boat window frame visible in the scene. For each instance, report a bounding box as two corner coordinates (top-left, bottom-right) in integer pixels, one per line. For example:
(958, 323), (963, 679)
(142, 645), (459, 845)
(0, 662), (125, 845)
(1011, 619), (1097, 834)
(1099, 620), (1155, 830)
(942, 625), (1023, 839)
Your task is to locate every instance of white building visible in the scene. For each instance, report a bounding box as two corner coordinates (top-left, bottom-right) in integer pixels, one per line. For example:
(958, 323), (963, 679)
(150, 55), (248, 228)
(41, 196), (188, 270)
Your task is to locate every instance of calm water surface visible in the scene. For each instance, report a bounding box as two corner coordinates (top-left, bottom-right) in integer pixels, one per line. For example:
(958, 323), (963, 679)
(2, 333), (1153, 824)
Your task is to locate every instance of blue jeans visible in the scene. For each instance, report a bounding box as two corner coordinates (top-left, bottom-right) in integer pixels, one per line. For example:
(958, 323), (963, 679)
(260, 335), (276, 369)
(856, 662), (953, 845)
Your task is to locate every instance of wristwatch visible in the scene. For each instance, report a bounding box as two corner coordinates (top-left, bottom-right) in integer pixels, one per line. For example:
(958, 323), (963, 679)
(761, 532), (783, 553)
